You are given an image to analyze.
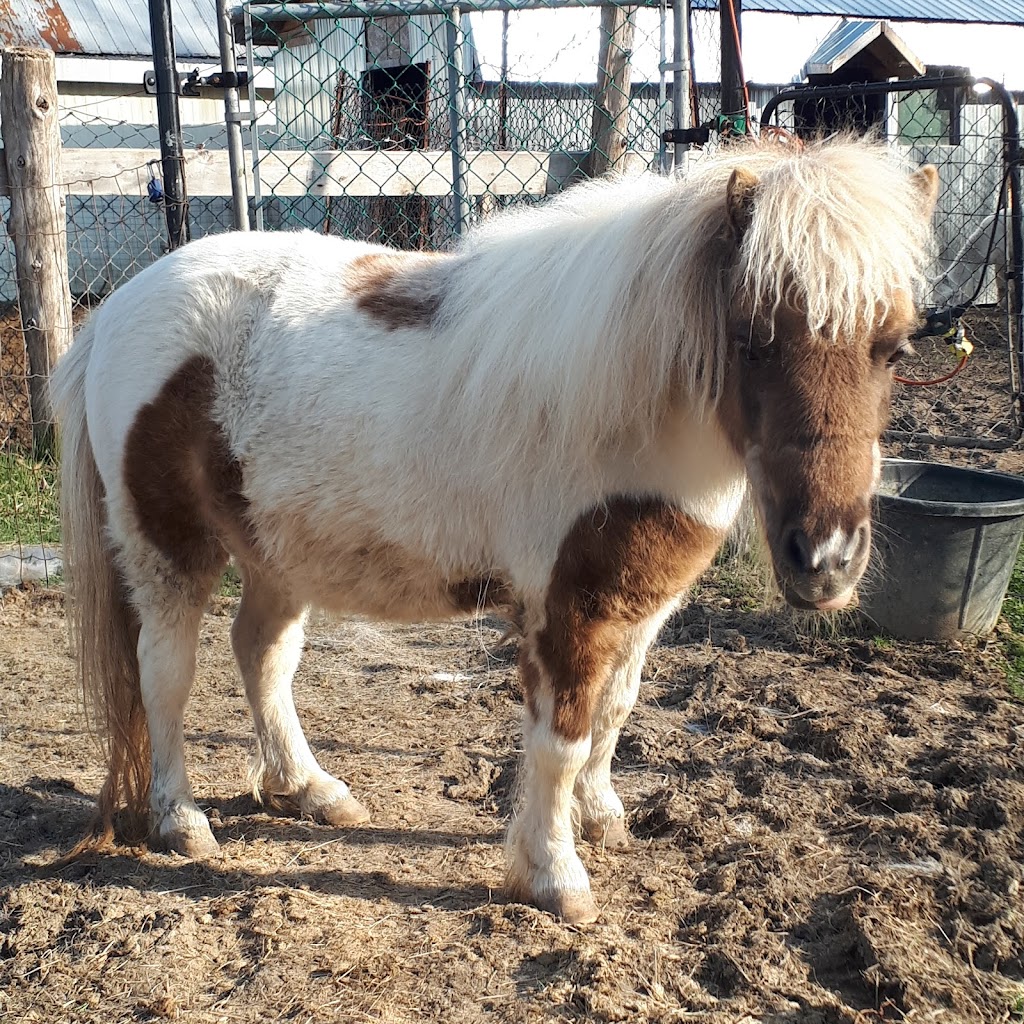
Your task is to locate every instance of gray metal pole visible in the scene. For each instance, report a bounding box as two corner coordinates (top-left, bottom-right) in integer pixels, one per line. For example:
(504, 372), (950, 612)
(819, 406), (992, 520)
(148, 0), (190, 247)
(446, 9), (469, 237)
(499, 9), (509, 149)
(243, 4), (265, 230)
(217, 0), (250, 230)
(672, 0), (690, 172)
(658, 0), (667, 172)
(239, 0), (665, 21)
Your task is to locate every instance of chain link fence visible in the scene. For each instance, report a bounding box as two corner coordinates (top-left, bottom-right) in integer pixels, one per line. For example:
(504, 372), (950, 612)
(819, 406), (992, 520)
(242, 0), (674, 248)
(0, 88), (238, 579)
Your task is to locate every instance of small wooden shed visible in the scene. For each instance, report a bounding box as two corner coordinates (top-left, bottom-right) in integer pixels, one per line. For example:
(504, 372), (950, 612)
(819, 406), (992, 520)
(795, 20), (924, 136)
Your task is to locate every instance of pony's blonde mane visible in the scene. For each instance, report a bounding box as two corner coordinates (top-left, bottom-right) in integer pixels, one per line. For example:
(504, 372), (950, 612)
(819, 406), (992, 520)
(433, 138), (933, 475)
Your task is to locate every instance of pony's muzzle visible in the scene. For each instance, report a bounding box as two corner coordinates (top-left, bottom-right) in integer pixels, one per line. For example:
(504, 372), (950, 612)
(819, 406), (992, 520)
(778, 521), (871, 611)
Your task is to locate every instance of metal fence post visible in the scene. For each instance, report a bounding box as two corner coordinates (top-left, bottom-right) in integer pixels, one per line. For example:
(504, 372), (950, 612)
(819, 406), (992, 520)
(147, 0), (191, 248)
(218, 0), (251, 231)
(446, 8), (470, 238)
(672, 0), (690, 172)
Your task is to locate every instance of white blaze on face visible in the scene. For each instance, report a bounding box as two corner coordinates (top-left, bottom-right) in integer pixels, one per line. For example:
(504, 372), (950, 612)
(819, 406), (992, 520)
(809, 527), (848, 572)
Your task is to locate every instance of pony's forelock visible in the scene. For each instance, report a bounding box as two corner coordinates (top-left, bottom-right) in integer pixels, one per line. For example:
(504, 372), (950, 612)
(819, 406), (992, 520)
(728, 137), (933, 342)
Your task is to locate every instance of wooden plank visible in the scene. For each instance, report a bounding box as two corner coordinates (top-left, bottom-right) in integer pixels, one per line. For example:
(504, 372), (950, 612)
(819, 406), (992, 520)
(0, 147), (656, 199)
(0, 48), (73, 453)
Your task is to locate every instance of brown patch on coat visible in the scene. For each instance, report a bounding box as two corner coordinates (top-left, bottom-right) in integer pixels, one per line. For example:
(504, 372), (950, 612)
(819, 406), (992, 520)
(528, 497), (725, 741)
(124, 356), (250, 577)
(518, 647), (542, 722)
(347, 251), (447, 331)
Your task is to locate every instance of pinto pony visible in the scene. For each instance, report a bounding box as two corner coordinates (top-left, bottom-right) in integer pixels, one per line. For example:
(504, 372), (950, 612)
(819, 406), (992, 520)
(52, 139), (938, 923)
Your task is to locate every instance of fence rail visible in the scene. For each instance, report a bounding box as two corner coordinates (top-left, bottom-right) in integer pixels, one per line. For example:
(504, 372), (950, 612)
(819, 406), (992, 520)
(0, 146), (654, 198)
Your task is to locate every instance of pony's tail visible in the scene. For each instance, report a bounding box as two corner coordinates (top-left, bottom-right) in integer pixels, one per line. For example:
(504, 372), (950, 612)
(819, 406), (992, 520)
(50, 318), (150, 853)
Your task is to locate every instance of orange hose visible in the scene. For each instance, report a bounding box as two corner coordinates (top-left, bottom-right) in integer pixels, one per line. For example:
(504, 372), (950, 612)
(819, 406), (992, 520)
(893, 356), (969, 387)
(725, 0), (750, 127)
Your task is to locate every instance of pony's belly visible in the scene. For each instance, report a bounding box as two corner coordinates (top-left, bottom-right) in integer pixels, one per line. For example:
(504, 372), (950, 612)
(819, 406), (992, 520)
(257, 513), (516, 624)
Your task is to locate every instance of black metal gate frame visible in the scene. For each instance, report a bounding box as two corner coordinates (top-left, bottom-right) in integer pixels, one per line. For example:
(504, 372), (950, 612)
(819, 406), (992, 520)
(761, 75), (1024, 452)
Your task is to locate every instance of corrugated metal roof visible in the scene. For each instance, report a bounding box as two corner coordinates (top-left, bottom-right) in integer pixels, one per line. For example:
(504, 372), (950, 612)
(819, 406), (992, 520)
(804, 18), (879, 67)
(692, 0), (1022, 25)
(802, 19), (924, 76)
(0, 0), (221, 58)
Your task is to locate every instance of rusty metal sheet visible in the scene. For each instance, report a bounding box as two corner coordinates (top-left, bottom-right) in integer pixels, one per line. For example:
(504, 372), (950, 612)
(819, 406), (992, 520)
(0, 0), (220, 58)
(0, 0), (83, 52)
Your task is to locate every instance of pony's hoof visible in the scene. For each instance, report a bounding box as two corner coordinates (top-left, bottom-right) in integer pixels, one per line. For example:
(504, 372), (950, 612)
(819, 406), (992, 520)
(506, 873), (599, 925)
(315, 795), (371, 827)
(533, 888), (600, 925)
(582, 817), (630, 850)
(158, 824), (221, 859)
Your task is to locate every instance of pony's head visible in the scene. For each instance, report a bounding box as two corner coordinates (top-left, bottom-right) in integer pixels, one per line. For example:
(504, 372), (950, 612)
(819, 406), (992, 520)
(712, 140), (939, 611)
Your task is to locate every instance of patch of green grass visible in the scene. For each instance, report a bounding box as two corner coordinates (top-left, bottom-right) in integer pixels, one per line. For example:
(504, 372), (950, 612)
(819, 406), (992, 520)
(1008, 991), (1024, 1021)
(219, 565), (242, 598)
(0, 452), (60, 547)
(871, 635), (894, 652)
(998, 543), (1024, 701)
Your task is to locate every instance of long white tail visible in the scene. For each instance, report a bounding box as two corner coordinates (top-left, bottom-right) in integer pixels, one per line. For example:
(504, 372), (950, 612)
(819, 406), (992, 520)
(50, 318), (151, 846)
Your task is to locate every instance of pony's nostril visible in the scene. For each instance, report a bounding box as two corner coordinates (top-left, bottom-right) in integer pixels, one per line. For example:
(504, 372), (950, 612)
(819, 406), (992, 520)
(841, 523), (870, 568)
(785, 528), (814, 574)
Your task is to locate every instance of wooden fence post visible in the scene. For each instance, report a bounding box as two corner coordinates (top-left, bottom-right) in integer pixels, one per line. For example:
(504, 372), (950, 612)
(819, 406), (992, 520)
(0, 47), (73, 455)
(588, 6), (636, 178)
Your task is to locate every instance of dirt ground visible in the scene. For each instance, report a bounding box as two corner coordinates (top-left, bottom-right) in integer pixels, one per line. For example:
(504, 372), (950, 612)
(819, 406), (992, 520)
(1, 556), (1022, 1023)
(888, 310), (1020, 464)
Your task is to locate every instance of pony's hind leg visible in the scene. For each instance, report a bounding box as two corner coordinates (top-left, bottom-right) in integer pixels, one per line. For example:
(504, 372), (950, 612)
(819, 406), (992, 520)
(134, 570), (223, 857)
(574, 604), (677, 849)
(231, 565), (370, 826)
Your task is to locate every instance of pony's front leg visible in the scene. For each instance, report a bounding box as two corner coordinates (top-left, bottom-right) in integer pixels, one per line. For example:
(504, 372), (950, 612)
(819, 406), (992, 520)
(575, 604), (677, 849)
(506, 643), (597, 924)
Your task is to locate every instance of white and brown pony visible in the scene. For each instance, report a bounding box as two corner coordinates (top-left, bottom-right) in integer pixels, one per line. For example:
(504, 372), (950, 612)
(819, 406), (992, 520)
(52, 139), (937, 923)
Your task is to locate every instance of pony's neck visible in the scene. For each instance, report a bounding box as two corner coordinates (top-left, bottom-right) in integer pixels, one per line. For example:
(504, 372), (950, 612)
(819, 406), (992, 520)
(431, 177), (730, 471)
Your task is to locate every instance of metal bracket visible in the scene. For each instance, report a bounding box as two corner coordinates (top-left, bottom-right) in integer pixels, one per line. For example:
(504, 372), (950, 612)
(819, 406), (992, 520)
(144, 68), (249, 97)
(225, 110), (257, 122)
(662, 126), (710, 145)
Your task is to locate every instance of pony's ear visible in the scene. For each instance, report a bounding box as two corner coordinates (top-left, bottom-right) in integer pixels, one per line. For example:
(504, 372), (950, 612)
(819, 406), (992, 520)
(909, 164), (940, 220)
(726, 168), (759, 241)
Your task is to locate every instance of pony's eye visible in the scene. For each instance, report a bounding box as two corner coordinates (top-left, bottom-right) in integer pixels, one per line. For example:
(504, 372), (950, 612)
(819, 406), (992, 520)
(742, 343), (763, 365)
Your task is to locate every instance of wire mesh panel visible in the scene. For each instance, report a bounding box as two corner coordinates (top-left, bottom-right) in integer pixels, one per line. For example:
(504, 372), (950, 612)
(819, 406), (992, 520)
(239, 0), (673, 249)
(761, 77), (1022, 454)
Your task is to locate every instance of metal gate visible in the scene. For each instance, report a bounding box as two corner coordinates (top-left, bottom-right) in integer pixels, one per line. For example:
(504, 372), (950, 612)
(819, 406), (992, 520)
(762, 76), (1023, 453)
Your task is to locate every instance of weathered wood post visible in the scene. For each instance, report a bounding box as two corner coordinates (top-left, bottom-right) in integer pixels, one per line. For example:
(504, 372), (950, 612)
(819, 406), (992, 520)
(588, 5), (636, 177)
(0, 47), (73, 455)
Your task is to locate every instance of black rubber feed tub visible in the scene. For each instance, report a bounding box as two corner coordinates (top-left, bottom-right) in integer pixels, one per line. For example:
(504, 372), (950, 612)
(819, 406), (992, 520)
(860, 459), (1024, 640)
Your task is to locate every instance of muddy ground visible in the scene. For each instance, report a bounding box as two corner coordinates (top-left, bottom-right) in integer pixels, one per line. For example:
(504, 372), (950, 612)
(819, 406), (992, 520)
(1, 555), (1022, 1024)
